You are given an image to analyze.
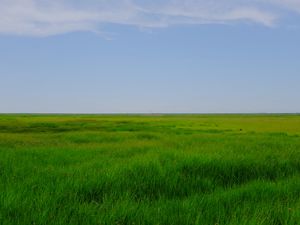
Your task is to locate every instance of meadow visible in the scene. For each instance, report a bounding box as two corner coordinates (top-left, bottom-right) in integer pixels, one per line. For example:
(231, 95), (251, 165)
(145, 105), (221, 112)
(0, 114), (300, 225)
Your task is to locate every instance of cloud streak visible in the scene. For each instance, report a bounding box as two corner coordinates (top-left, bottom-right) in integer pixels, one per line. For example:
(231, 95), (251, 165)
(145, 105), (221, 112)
(0, 0), (299, 37)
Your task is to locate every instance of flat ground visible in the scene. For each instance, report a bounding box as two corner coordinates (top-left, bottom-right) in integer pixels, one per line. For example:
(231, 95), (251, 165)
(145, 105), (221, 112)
(1, 114), (300, 225)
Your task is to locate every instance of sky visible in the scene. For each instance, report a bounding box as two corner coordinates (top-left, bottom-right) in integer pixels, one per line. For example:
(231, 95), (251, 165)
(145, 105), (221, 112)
(0, 0), (300, 113)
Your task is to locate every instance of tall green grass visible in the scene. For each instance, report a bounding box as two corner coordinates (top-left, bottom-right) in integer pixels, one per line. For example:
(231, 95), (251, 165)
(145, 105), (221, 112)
(0, 114), (300, 224)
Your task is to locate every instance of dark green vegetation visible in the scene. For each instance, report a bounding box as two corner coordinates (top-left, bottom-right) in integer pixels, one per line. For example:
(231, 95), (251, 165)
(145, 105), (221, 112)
(1, 114), (300, 225)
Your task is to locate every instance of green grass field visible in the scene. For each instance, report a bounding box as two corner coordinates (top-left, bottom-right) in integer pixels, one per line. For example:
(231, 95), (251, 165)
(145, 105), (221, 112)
(1, 114), (300, 225)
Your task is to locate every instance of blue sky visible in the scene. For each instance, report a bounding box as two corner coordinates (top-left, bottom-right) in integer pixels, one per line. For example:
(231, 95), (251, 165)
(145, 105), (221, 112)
(1, 0), (300, 113)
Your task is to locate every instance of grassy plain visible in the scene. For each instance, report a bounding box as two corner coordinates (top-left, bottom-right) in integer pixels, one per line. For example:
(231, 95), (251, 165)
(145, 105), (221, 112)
(0, 114), (300, 225)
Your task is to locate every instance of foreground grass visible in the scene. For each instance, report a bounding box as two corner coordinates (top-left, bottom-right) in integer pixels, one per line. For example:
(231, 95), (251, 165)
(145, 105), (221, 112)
(0, 114), (300, 225)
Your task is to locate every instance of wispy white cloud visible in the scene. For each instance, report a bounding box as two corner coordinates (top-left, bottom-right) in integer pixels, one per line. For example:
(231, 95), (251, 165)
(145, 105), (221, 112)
(0, 0), (298, 37)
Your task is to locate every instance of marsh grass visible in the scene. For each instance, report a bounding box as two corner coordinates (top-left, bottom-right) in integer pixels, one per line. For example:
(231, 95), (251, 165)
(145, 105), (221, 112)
(0, 114), (300, 224)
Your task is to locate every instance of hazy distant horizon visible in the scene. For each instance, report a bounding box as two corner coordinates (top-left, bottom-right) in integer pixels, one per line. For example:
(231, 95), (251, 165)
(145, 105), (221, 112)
(1, 112), (300, 115)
